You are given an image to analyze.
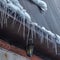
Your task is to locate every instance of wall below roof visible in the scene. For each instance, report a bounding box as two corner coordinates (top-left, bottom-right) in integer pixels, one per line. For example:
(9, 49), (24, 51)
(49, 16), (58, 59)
(0, 39), (43, 60)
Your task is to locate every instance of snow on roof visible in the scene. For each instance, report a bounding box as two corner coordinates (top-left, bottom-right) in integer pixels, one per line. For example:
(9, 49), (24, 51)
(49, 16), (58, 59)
(31, 0), (47, 12)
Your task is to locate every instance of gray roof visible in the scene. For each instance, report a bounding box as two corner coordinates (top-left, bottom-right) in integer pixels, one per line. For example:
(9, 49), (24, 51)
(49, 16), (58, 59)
(19, 0), (60, 35)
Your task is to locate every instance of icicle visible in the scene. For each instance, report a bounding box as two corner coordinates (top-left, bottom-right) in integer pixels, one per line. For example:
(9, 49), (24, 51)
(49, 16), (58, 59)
(23, 17), (25, 38)
(3, 5), (8, 28)
(0, 0), (7, 28)
(1, 10), (4, 29)
(0, 0), (7, 7)
(6, 0), (25, 27)
(31, 22), (37, 39)
(42, 27), (55, 39)
(56, 34), (60, 44)
(18, 23), (21, 33)
(31, 0), (47, 12)
(24, 11), (31, 22)
(31, 22), (41, 40)
(26, 22), (34, 57)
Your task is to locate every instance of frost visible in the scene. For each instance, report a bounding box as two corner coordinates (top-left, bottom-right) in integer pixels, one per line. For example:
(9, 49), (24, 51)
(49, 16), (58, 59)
(0, 0), (31, 22)
(31, 0), (47, 12)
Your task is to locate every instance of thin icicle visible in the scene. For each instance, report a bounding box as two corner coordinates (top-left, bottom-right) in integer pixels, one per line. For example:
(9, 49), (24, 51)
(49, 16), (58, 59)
(0, 0), (7, 28)
(56, 34), (60, 44)
(42, 27), (48, 46)
(1, 10), (4, 28)
(23, 18), (25, 38)
(18, 23), (21, 33)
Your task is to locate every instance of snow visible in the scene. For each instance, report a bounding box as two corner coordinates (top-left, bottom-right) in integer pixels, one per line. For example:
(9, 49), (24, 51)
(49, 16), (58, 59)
(0, 0), (7, 7)
(10, 0), (23, 10)
(32, 22), (41, 28)
(42, 27), (55, 37)
(8, 0), (31, 22)
(32, 0), (47, 12)
(42, 27), (48, 32)
(23, 10), (31, 22)
(47, 31), (55, 37)
(6, 0), (25, 19)
(42, 27), (60, 44)
(0, 0), (31, 22)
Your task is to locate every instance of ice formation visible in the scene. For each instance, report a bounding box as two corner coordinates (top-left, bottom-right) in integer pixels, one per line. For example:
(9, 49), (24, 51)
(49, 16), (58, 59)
(0, 0), (7, 8)
(32, 22), (41, 28)
(42, 27), (55, 37)
(31, 0), (47, 12)
(56, 34), (60, 44)
(23, 10), (31, 22)
(10, 0), (31, 21)
(42, 27), (48, 32)
(6, 0), (25, 19)
(10, 0), (23, 10)
(47, 31), (55, 37)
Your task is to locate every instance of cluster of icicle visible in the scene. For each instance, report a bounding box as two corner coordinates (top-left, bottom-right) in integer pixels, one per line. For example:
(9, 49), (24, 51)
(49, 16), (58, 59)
(0, 0), (60, 44)
(31, 22), (60, 44)
(0, 0), (31, 22)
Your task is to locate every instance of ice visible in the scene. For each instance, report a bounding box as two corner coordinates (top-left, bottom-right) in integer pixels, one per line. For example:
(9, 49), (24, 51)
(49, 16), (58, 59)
(56, 34), (60, 44)
(10, 0), (23, 10)
(42, 27), (48, 32)
(32, 22), (41, 28)
(9, 0), (31, 22)
(0, 0), (7, 7)
(23, 10), (31, 22)
(42, 27), (55, 37)
(32, 0), (47, 12)
(7, 0), (25, 19)
(47, 30), (55, 37)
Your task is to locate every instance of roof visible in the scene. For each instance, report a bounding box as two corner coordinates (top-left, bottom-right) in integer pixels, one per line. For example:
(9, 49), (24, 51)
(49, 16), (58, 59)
(19, 0), (60, 35)
(0, 0), (60, 60)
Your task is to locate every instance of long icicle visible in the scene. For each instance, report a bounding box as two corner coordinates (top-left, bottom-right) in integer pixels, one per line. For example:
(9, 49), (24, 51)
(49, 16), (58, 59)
(12, 11), (16, 28)
(4, 5), (7, 28)
(1, 9), (4, 29)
